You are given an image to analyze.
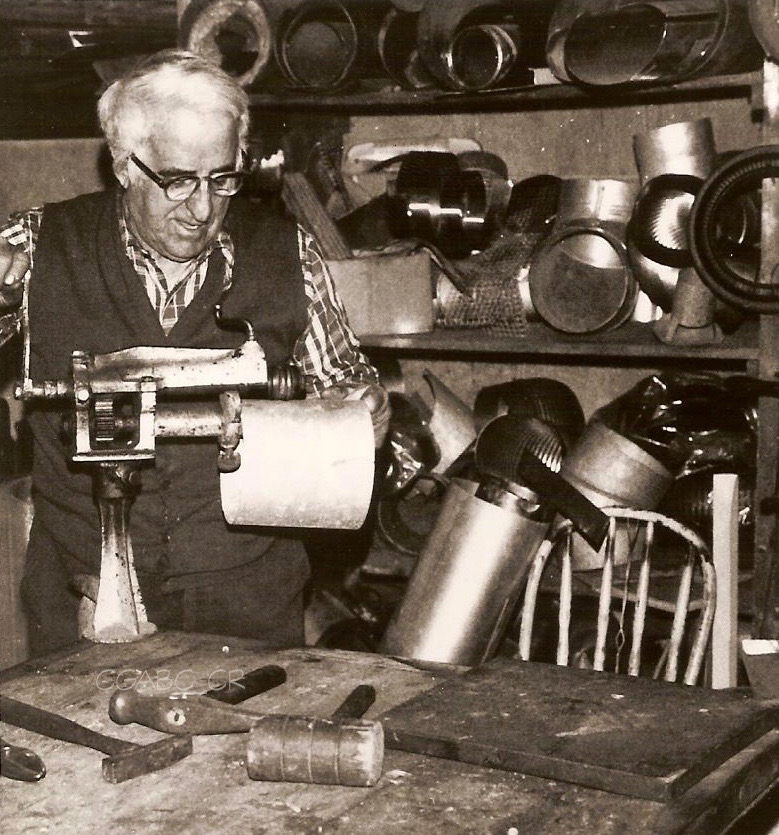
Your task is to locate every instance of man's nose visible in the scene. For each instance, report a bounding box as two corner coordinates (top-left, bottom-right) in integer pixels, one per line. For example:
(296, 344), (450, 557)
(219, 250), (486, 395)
(185, 179), (213, 222)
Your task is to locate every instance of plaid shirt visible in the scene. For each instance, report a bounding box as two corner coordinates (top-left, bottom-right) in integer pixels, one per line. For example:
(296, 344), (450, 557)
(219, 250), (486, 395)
(1, 201), (376, 393)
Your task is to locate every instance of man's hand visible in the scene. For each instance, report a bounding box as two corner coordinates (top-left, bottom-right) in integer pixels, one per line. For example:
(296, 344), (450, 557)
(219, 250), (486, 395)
(0, 236), (29, 309)
(321, 382), (391, 449)
(358, 382), (391, 449)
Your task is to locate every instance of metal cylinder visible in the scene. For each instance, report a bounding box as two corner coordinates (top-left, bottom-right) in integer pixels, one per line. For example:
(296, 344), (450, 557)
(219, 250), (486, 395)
(561, 0), (760, 87)
(633, 118), (716, 183)
(664, 266), (718, 327)
(220, 399), (375, 529)
(560, 421), (673, 569)
(179, 0), (273, 88)
(380, 478), (549, 665)
(416, 0), (551, 91)
(246, 715), (384, 786)
(275, 0), (359, 89)
(444, 23), (521, 91)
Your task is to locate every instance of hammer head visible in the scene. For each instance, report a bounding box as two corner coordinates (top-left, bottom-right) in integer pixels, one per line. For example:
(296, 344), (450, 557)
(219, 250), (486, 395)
(102, 735), (193, 784)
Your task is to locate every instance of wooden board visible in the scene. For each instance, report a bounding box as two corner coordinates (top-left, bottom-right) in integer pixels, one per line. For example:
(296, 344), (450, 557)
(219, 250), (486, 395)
(379, 658), (779, 802)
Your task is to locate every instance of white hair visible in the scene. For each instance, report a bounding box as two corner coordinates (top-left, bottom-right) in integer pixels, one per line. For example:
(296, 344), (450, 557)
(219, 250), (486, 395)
(97, 49), (250, 165)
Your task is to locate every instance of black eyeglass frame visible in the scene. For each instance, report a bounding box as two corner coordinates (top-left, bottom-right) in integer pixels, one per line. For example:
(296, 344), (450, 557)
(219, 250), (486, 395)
(129, 153), (247, 201)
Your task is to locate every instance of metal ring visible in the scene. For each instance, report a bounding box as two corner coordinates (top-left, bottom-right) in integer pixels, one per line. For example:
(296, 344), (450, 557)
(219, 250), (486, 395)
(528, 223), (637, 333)
(689, 145), (779, 313)
(180, 0), (272, 88)
(275, 0), (358, 90)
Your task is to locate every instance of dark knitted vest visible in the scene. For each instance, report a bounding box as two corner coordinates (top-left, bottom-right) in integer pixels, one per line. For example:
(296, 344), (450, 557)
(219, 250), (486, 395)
(26, 189), (309, 580)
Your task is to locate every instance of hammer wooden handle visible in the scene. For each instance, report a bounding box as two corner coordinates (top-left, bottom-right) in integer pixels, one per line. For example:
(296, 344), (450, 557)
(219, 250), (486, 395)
(109, 690), (263, 734)
(110, 682), (376, 736)
(331, 684), (376, 720)
(2, 693), (137, 756)
(203, 665), (286, 705)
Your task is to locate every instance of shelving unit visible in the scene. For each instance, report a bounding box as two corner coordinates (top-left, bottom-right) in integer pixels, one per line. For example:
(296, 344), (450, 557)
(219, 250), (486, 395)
(246, 71), (760, 114)
(360, 320), (761, 369)
(247, 63), (779, 639)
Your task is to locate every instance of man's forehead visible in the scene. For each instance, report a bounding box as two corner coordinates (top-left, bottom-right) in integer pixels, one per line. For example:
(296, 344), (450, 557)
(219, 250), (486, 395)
(150, 105), (238, 140)
(142, 108), (240, 165)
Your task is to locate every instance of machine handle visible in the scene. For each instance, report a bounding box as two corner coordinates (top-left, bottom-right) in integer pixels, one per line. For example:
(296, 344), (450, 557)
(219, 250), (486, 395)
(516, 450), (609, 551)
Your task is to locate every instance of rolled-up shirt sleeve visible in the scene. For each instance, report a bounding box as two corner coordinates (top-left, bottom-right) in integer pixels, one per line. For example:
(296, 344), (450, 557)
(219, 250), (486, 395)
(293, 226), (378, 394)
(1, 208), (41, 252)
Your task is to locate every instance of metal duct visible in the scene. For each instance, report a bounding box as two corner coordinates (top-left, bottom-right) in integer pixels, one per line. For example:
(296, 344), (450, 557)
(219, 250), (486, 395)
(561, 0), (761, 88)
(473, 377), (585, 449)
(528, 178), (639, 334)
(416, 0), (552, 91)
(179, 0), (273, 87)
(627, 119), (716, 309)
(627, 118), (745, 340)
(689, 146), (779, 313)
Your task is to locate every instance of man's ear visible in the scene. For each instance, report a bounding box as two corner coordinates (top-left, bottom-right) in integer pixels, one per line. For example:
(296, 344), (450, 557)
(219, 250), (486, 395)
(113, 158), (130, 188)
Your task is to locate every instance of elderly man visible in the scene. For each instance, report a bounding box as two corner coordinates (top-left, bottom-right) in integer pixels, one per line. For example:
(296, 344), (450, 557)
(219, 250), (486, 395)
(0, 49), (388, 656)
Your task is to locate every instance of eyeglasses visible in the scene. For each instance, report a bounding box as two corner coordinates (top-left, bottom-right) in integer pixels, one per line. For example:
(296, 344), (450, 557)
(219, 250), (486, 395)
(129, 153), (246, 201)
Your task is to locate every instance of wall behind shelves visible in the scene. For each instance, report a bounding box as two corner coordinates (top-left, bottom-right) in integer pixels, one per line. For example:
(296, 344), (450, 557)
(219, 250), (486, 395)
(344, 95), (760, 202)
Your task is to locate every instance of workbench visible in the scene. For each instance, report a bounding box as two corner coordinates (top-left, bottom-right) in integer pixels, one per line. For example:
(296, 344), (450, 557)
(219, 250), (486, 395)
(2, 632), (778, 834)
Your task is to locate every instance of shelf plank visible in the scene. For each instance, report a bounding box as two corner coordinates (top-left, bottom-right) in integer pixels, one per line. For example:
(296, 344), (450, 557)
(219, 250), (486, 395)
(360, 319), (760, 365)
(247, 72), (759, 115)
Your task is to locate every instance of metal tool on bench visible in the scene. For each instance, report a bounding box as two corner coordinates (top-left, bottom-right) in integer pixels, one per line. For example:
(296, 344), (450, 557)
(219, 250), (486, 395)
(108, 683), (383, 787)
(202, 664), (287, 705)
(14, 304), (375, 644)
(0, 693), (192, 784)
(1, 737), (46, 782)
(0, 667), (283, 783)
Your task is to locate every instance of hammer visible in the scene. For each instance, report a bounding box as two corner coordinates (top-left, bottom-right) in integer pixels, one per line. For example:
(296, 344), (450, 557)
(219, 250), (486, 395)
(0, 694), (192, 783)
(109, 684), (383, 787)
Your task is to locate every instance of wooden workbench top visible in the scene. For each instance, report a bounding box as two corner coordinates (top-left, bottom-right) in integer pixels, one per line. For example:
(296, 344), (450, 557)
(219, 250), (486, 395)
(1, 632), (777, 834)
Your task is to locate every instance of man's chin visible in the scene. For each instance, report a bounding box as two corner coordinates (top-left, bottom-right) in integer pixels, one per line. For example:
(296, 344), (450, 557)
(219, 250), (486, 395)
(166, 236), (211, 262)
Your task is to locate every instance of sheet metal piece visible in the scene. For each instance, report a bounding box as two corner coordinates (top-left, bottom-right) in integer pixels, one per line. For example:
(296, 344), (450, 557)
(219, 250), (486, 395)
(220, 398), (374, 529)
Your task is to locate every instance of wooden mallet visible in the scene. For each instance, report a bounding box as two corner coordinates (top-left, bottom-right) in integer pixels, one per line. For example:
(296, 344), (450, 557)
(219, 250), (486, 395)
(245, 683), (382, 787)
(109, 683), (383, 787)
